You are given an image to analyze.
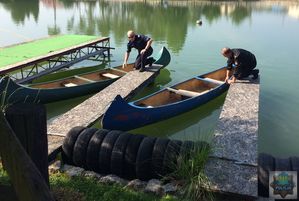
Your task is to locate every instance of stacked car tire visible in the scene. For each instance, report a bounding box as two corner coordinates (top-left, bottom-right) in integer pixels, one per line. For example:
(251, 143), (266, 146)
(62, 127), (208, 180)
(258, 153), (299, 197)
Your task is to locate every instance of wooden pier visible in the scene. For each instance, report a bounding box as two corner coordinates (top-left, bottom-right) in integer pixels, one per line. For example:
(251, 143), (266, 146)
(205, 78), (259, 197)
(0, 35), (110, 83)
(48, 66), (162, 156)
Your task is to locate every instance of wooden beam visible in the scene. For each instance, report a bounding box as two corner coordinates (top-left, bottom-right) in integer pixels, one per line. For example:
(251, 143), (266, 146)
(0, 113), (55, 201)
(0, 185), (18, 201)
(5, 104), (49, 186)
(197, 77), (225, 85)
(166, 87), (205, 97)
(74, 75), (95, 83)
(100, 73), (120, 79)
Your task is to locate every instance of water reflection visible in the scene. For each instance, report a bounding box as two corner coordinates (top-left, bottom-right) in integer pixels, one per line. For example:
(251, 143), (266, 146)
(46, 0), (61, 35)
(0, 0), (39, 24)
(288, 5), (299, 19)
(1, 0), (298, 52)
(1, 0), (299, 156)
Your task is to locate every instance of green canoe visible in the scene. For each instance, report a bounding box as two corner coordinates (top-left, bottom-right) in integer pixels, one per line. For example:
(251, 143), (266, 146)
(0, 47), (171, 104)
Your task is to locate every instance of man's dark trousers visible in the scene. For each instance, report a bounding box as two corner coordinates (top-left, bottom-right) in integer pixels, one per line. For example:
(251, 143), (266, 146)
(134, 47), (153, 70)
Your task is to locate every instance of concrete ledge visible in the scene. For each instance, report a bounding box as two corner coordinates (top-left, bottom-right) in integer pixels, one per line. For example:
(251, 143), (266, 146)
(212, 78), (259, 165)
(205, 77), (259, 197)
(48, 135), (64, 155)
(205, 158), (257, 196)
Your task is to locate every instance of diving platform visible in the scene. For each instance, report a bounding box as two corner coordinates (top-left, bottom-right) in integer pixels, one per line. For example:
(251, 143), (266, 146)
(0, 35), (111, 83)
(205, 77), (259, 198)
(47, 66), (162, 156)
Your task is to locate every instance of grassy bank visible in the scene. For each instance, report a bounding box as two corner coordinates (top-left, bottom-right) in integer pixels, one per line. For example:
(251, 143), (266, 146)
(0, 164), (179, 201)
(0, 163), (182, 201)
(50, 173), (179, 201)
(0, 141), (212, 201)
(0, 134), (213, 201)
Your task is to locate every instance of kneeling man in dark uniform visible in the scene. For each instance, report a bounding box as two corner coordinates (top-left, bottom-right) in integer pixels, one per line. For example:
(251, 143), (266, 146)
(123, 30), (153, 72)
(221, 47), (259, 84)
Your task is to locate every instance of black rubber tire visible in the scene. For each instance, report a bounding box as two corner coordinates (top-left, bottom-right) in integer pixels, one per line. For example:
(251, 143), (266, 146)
(98, 130), (122, 174)
(86, 129), (109, 172)
(62, 126), (86, 165)
(291, 157), (299, 188)
(275, 157), (291, 171)
(136, 136), (157, 181)
(258, 153), (275, 197)
(110, 132), (132, 177)
(72, 127), (98, 168)
(162, 140), (182, 173)
(151, 138), (170, 178)
(123, 134), (145, 179)
(291, 156), (299, 171)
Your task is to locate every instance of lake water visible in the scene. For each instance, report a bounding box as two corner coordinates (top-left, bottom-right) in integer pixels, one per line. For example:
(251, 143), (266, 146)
(1, 0), (299, 157)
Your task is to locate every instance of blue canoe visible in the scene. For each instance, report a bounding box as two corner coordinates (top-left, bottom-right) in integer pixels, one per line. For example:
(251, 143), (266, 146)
(0, 47), (170, 104)
(102, 67), (230, 131)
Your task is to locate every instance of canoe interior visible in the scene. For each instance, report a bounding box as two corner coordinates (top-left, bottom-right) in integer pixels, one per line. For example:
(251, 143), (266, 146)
(173, 78), (218, 92)
(136, 90), (191, 107)
(29, 68), (128, 89)
(31, 63), (106, 84)
(200, 67), (228, 81)
(114, 63), (135, 72)
(135, 67), (227, 107)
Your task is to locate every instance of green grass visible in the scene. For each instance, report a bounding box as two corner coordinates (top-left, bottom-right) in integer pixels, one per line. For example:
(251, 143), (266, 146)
(0, 161), (179, 201)
(164, 140), (214, 201)
(50, 173), (179, 201)
(0, 162), (10, 185)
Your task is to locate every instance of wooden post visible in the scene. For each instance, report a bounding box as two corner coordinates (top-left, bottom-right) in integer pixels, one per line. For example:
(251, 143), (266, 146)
(5, 103), (49, 185)
(0, 184), (18, 201)
(0, 112), (55, 201)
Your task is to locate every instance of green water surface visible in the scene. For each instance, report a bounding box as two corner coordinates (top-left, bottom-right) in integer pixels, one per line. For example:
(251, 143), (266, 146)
(1, 0), (299, 157)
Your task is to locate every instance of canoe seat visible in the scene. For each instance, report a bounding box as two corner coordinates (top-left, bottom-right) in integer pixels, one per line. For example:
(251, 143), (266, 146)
(167, 87), (205, 97)
(198, 77), (225, 85)
(62, 82), (78, 87)
(100, 73), (120, 79)
(110, 68), (128, 74)
(74, 75), (95, 83)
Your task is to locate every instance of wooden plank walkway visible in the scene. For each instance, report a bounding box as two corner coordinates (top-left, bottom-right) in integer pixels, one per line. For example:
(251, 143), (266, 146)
(47, 65), (162, 155)
(205, 77), (259, 197)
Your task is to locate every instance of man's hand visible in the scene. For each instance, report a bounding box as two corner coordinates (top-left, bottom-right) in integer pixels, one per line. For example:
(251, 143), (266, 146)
(227, 79), (234, 84)
(226, 76), (236, 84)
(140, 49), (146, 55)
(224, 76), (230, 83)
